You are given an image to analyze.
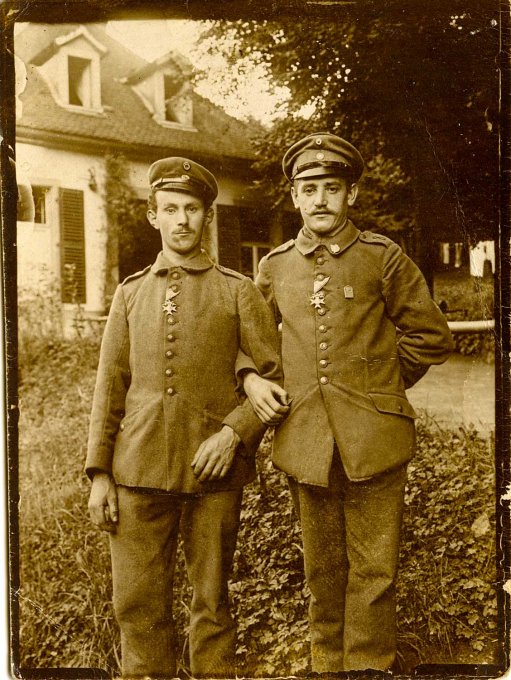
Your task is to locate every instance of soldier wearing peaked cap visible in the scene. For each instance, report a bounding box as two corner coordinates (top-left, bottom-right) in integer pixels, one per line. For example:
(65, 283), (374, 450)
(86, 156), (284, 678)
(239, 132), (453, 672)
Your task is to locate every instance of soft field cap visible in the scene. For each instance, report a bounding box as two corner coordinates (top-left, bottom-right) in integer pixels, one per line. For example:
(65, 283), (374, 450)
(148, 157), (218, 204)
(282, 132), (364, 183)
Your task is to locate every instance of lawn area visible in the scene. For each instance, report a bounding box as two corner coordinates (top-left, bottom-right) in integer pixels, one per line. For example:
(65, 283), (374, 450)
(15, 336), (501, 676)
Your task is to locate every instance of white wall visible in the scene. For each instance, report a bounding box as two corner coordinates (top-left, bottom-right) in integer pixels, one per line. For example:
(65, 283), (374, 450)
(16, 142), (108, 314)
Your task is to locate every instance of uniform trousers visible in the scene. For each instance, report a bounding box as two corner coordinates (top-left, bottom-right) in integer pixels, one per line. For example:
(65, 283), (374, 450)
(109, 485), (242, 679)
(288, 452), (407, 673)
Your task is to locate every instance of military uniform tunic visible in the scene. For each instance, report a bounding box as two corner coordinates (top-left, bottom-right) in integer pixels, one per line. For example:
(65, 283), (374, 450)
(253, 220), (453, 486)
(86, 250), (281, 494)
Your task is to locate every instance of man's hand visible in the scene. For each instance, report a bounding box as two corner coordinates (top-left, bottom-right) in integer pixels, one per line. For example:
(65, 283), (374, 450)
(192, 426), (241, 482)
(243, 372), (291, 425)
(88, 472), (119, 533)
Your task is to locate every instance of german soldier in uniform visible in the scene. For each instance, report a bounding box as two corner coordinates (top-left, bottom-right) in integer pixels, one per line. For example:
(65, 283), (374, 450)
(86, 157), (282, 678)
(240, 133), (454, 672)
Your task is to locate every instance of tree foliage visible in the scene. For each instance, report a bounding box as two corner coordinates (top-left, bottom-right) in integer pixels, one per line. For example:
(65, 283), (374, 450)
(200, 2), (499, 266)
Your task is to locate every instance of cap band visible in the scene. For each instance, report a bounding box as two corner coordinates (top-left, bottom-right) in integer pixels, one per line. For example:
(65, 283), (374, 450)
(292, 160), (351, 180)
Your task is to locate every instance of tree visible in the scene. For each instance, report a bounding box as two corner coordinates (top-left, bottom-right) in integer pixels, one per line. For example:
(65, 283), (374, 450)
(200, 1), (499, 283)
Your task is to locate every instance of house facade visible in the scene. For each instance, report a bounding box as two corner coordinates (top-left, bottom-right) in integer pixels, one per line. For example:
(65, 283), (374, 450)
(15, 22), (297, 332)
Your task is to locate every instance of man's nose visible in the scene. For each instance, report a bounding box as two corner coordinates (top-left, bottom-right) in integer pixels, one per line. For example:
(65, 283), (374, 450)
(176, 208), (188, 225)
(314, 189), (327, 206)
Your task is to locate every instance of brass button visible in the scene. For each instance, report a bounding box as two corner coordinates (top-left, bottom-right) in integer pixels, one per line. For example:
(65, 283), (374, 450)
(317, 256), (325, 265)
(320, 376), (329, 385)
(171, 284), (179, 292)
(319, 325), (327, 333)
(119, 423), (125, 431)
(167, 387), (175, 396)
(166, 350), (173, 358)
(319, 359), (328, 367)
(167, 317), (175, 325)
(316, 273), (325, 281)
(319, 342), (328, 350)
(167, 334), (175, 341)
(171, 271), (180, 280)
(165, 368), (173, 376)
(318, 308), (326, 316)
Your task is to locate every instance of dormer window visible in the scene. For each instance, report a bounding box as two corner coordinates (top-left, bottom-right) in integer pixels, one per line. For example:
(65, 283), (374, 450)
(32, 26), (106, 114)
(126, 53), (196, 131)
(68, 56), (92, 107)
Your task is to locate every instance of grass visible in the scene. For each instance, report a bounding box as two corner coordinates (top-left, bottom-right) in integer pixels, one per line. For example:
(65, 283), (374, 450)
(16, 335), (500, 676)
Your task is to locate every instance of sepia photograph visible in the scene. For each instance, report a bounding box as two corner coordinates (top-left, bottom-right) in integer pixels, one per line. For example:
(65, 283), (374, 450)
(1, 0), (509, 677)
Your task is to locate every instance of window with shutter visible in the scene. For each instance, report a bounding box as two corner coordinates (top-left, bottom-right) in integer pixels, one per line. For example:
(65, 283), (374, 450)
(59, 188), (86, 303)
(216, 205), (241, 271)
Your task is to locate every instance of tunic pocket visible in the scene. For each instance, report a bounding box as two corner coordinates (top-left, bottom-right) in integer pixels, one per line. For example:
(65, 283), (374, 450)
(368, 392), (416, 419)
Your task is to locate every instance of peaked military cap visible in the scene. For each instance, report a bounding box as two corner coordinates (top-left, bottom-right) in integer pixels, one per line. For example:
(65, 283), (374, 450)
(148, 157), (218, 204)
(282, 132), (364, 183)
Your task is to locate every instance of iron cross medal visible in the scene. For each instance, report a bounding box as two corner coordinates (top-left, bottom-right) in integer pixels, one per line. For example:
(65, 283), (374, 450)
(310, 291), (326, 309)
(310, 276), (331, 310)
(162, 289), (180, 316)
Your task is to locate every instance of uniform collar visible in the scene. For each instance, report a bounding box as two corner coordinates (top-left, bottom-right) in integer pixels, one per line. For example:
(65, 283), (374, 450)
(294, 219), (360, 256)
(151, 249), (214, 274)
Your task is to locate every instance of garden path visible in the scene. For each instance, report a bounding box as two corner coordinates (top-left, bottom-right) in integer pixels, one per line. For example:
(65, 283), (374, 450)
(408, 353), (495, 435)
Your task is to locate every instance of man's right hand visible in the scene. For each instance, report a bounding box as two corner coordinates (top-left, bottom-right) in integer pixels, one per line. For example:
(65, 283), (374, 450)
(243, 372), (291, 426)
(88, 472), (119, 533)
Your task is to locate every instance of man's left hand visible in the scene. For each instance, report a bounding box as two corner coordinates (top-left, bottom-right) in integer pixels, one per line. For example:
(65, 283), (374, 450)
(191, 425), (241, 482)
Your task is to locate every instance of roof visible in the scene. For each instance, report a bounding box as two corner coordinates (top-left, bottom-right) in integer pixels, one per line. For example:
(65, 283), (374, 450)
(15, 22), (257, 164)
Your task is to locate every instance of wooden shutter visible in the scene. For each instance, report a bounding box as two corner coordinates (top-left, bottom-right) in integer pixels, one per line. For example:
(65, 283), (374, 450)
(59, 188), (86, 303)
(216, 205), (241, 271)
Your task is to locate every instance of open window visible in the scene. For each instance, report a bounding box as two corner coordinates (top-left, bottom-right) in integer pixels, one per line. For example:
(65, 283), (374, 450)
(67, 56), (92, 108)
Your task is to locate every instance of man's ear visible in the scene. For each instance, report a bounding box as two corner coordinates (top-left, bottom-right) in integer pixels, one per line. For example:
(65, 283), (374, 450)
(347, 183), (359, 206)
(147, 209), (158, 230)
(291, 185), (300, 209)
(204, 206), (214, 226)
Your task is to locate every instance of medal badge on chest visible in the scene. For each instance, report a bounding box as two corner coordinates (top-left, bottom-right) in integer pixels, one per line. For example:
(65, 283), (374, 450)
(310, 276), (330, 310)
(162, 289), (180, 316)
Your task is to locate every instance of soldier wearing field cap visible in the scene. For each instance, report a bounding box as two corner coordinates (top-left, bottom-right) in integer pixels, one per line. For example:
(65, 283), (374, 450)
(86, 156), (282, 678)
(240, 132), (453, 672)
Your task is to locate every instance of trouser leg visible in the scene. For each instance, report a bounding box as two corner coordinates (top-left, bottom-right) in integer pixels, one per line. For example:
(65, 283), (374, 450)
(288, 468), (348, 673)
(181, 490), (242, 678)
(109, 486), (181, 678)
(342, 461), (407, 671)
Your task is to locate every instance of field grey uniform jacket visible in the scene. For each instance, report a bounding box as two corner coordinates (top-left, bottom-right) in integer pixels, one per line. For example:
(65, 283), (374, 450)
(244, 221), (453, 487)
(85, 250), (281, 494)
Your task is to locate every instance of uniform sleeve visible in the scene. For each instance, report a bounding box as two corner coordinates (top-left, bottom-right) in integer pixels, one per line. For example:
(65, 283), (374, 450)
(234, 255), (281, 378)
(222, 276), (283, 454)
(85, 285), (131, 479)
(382, 244), (454, 388)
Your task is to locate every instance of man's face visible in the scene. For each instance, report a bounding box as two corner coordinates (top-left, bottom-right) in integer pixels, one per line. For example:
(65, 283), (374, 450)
(147, 190), (212, 256)
(291, 175), (358, 236)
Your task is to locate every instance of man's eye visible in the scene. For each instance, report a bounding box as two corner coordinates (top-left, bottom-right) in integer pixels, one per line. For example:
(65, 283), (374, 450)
(328, 186), (340, 193)
(303, 187), (315, 195)
(166, 208), (176, 214)
(187, 206), (198, 213)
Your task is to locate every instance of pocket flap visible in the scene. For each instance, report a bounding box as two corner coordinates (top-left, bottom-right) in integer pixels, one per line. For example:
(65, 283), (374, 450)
(368, 393), (416, 418)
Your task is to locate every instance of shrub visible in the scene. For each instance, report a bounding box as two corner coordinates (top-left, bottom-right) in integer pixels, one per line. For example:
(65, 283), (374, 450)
(18, 269), (62, 370)
(17, 340), (498, 675)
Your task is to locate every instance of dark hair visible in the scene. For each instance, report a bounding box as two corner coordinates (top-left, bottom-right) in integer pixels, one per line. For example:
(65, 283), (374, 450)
(147, 187), (212, 212)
